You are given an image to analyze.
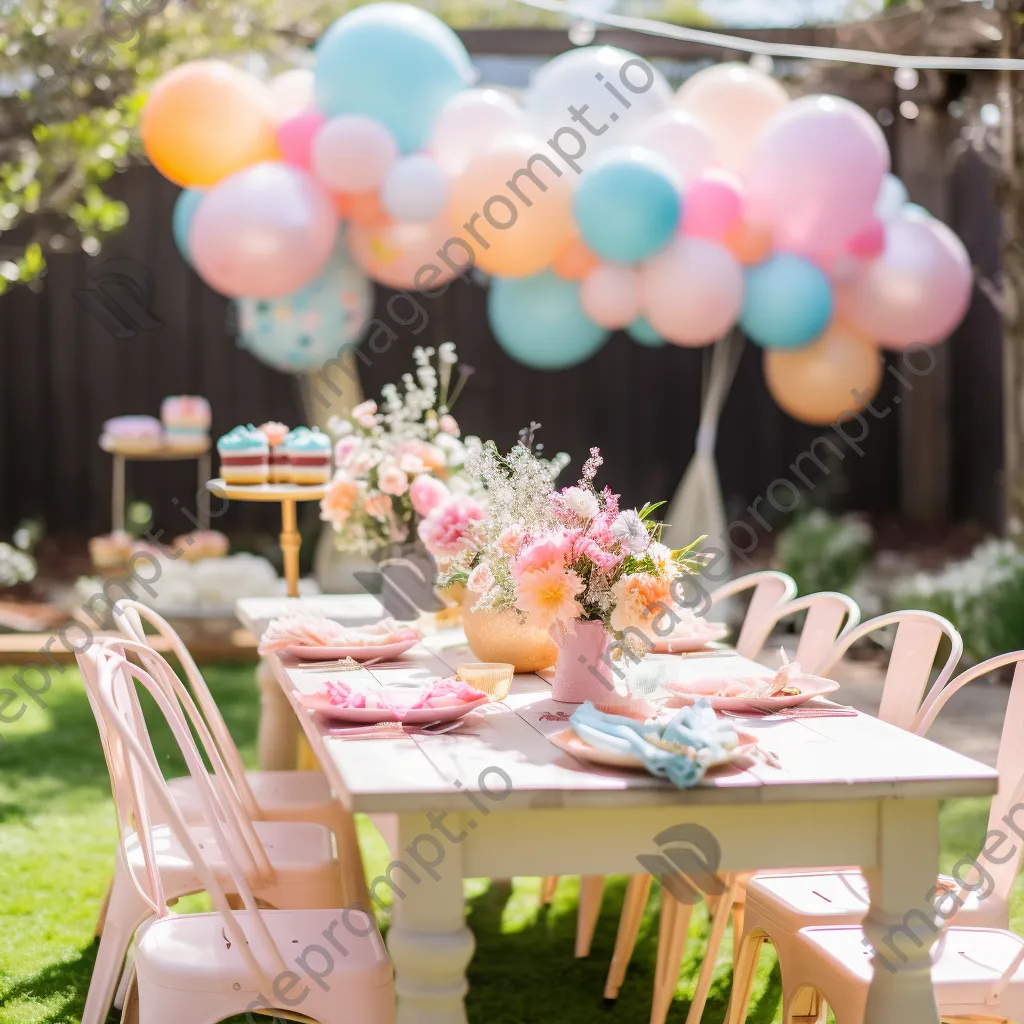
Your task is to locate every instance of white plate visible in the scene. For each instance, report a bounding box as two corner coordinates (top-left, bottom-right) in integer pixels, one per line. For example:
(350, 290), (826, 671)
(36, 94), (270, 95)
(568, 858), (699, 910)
(550, 728), (759, 772)
(662, 676), (840, 713)
(284, 636), (420, 662)
(299, 692), (489, 724)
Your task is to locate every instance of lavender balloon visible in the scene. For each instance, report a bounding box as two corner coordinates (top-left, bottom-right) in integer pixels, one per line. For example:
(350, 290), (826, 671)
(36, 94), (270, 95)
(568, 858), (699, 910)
(190, 162), (338, 299)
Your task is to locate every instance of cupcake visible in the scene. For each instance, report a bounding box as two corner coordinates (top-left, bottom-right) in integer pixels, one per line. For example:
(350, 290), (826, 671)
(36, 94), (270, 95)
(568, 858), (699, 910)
(173, 529), (230, 562)
(89, 531), (134, 571)
(101, 415), (162, 449)
(258, 422), (290, 483)
(288, 427), (332, 485)
(161, 396), (211, 446)
(280, 426), (310, 484)
(217, 425), (269, 485)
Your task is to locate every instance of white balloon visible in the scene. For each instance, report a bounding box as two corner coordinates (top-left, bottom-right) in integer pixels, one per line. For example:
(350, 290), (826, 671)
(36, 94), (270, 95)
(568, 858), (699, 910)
(429, 88), (529, 175)
(268, 68), (315, 122)
(580, 264), (641, 329)
(634, 110), (716, 185)
(381, 154), (450, 222)
(875, 173), (908, 220)
(526, 46), (672, 158)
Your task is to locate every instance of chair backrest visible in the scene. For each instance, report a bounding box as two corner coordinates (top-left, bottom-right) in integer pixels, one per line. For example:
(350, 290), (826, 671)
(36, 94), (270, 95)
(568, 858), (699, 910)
(113, 599), (261, 820)
(770, 592), (862, 675)
(817, 610), (963, 732)
(82, 644), (289, 988)
(709, 570), (798, 661)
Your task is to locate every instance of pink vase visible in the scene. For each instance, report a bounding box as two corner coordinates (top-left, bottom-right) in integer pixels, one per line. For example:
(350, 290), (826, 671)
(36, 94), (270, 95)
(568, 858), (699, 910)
(550, 620), (621, 704)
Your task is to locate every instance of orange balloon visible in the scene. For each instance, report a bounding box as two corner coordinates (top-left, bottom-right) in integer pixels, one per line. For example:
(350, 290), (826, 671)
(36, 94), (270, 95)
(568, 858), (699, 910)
(347, 192), (391, 228)
(764, 321), (883, 426)
(448, 137), (574, 277)
(332, 193), (354, 218)
(552, 235), (600, 280)
(142, 61), (279, 187)
(723, 220), (773, 265)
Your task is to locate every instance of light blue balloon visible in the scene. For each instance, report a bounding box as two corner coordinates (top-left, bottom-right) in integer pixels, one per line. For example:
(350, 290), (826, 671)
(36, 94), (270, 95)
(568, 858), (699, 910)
(488, 272), (608, 370)
(237, 235), (373, 374)
(314, 4), (474, 153)
(741, 254), (833, 350)
(573, 150), (680, 265)
(172, 189), (204, 265)
(627, 317), (666, 348)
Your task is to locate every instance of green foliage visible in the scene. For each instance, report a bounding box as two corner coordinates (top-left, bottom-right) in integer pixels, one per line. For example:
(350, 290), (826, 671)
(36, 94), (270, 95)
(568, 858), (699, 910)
(773, 509), (873, 597)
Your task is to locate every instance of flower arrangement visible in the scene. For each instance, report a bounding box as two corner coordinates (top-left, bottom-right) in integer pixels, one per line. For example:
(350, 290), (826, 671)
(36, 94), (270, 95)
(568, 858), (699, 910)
(320, 344), (480, 555)
(437, 436), (704, 644)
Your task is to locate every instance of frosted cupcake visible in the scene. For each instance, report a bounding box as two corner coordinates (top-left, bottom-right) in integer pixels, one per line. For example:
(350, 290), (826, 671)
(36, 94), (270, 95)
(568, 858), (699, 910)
(288, 427), (332, 485)
(161, 396), (211, 446)
(89, 531), (134, 571)
(217, 425), (269, 485)
(258, 422), (291, 483)
(101, 415), (162, 449)
(173, 529), (230, 562)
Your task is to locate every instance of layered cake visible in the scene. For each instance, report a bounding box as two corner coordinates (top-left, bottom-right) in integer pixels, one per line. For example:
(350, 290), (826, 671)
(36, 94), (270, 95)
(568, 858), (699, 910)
(288, 426), (332, 485)
(173, 529), (230, 562)
(101, 415), (162, 450)
(258, 422), (291, 483)
(217, 425), (269, 485)
(161, 396), (211, 446)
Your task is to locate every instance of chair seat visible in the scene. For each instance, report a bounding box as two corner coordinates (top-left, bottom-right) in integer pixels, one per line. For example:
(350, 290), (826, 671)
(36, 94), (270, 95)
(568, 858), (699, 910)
(136, 908), (393, 993)
(798, 924), (1024, 1011)
(168, 770), (334, 823)
(747, 869), (1006, 931)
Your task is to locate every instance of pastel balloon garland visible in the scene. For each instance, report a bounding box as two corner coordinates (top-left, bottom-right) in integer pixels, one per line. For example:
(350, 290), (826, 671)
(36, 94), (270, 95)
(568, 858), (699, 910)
(143, 4), (973, 425)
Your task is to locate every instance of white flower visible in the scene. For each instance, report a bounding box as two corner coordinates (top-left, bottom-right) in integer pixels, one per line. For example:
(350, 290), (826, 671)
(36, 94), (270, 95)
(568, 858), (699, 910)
(612, 510), (650, 554)
(467, 563), (494, 593)
(561, 485), (599, 519)
(352, 400), (378, 428)
(647, 542), (678, 578)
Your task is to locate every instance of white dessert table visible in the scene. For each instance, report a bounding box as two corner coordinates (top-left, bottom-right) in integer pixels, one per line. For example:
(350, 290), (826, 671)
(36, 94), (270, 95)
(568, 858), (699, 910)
(262, 597), (1000, 1024)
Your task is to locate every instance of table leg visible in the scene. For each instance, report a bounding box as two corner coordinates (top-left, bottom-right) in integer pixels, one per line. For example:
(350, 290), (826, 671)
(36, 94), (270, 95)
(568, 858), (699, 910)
(255, 658), (299, 771)
(197, 453), (211, 529)
(861, 798), (941, 1024)
(385, 812), (475, 1024)
(280, 498), (301, 599)
(112, 454), (126, 532)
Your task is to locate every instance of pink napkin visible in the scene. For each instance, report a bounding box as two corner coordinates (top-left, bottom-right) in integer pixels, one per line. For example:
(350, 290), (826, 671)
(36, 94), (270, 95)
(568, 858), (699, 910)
(319, 676), (485, 719)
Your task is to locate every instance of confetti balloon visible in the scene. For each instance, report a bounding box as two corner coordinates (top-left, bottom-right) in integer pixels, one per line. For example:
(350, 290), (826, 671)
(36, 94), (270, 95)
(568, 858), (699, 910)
(349, 215), (459, 291)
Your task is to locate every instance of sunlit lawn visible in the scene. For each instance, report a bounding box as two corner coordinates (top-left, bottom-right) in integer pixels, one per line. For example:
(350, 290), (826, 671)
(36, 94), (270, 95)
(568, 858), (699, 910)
(0, 664), (1015, 1024)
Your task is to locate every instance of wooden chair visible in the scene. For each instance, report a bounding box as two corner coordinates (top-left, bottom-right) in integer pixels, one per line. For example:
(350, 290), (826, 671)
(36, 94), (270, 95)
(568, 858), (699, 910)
(85, 643), (394, 1024)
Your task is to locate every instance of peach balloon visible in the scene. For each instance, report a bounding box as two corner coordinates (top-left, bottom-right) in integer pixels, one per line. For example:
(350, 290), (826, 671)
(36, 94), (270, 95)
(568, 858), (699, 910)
(347, 191), (391, 228)
(349, 216), (460, 291)
(448, 136), (574, 277)
(765, 322), (882, 425)
(552, 236), (600, 280)
(580, 265), (641, 329)
(142, 61), (278, 187)
(723, 220), (773, 264)
(641, 236), (743, 346)
(675, 62), (789, 173)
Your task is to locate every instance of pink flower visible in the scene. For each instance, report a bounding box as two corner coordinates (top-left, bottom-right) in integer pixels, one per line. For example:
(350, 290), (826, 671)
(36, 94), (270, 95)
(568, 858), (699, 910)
(352, 400), (378, 428)
(334, 435), (361, 467)
(409, 474), (451, 517)
(399, 453), (426, 475)
(467, 563), (494, 593)
(320, 473), (364, 527)
(511, 533), (572, 580)
(574, 535), (622, 572)
(438, 414), (460, 436)
(378, 462), (409, 497)
(496, 526), (524, 557)
(364, 492), (392, 520)
(417, 496), (484, 558)
(515, 564), (585, 628)
(397, 440), (446, 473)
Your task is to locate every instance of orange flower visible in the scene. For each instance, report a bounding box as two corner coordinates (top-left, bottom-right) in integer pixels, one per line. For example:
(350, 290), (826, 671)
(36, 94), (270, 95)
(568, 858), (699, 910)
(609, 572), (672, 635)
(320, 473), (364, 527)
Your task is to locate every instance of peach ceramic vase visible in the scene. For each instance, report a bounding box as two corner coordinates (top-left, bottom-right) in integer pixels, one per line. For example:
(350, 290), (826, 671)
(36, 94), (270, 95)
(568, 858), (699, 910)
(550, 620), (620, 704)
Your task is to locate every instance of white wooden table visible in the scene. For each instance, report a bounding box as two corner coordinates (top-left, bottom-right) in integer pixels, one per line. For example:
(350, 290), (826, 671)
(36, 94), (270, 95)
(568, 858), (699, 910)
(263, 606), (999, 1024)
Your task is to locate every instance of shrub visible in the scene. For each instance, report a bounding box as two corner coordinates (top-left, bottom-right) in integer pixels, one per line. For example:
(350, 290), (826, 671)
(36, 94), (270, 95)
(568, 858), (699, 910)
(773, 510), (873, 596)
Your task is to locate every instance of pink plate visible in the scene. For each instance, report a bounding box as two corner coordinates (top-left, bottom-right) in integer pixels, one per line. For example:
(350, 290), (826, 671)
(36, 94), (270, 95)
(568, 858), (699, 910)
(284, 636), (420, 662)
(298, 691), (490, 724)
(550, 728), (759, 772)
(649, 626), (730, 654)
(662, 676), (840, 713)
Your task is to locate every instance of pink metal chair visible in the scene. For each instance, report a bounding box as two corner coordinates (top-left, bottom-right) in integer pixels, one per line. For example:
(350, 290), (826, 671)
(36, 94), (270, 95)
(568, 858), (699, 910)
(112, 599), (366, 908)
(77, 640), (348, 1024)
(86, 643), (394, 1024)
(727, 651), (1024, 1024)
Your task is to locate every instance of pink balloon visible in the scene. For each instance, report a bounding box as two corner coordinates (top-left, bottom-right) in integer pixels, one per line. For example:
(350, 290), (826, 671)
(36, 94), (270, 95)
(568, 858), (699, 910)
(745, 95), (889, 257)
(190, 162), (338, 299)
(276, 111), (326, 171)
(839, 210), (972, 349)
(312, 115), (399, 193)
(580, 265), (641, 329)
(847, 217), (885, 260)
(683, 170), (744, 239)
(641, 237), (743, 346)
(349, 215), (460, 291)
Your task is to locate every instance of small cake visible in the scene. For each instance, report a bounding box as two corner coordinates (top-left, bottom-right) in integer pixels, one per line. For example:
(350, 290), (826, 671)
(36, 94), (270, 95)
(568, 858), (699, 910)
(101, 415), (162, 450)
(258, 422), (291, 483)
(173, 529), (230, 562)
(161, 396), (211, 446)
(280, 426), (310, 484)
(217, 425), (269, 485)
(89, 531), (134, 571)
(288, 427), (332, 485)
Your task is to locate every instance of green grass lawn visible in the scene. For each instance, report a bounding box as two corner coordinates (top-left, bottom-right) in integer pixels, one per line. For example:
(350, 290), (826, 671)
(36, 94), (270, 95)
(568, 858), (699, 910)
(0, 662), (1016, 1024)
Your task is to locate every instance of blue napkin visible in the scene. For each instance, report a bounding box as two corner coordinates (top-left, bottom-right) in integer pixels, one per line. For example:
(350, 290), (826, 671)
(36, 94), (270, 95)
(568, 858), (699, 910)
(569, 698), (738, 789)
